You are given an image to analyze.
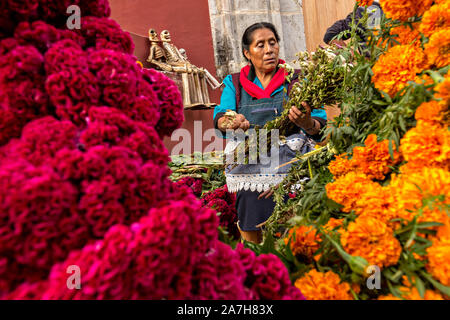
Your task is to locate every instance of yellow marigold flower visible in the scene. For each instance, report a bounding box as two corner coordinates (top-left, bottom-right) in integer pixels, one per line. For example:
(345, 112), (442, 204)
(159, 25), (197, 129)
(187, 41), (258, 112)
(380, 0), (433, 22)
(294, 269), (353, 300)
(427, 237), (450, 286)
(328, 153), (356, 177)
(326, 172), (373, 212)
(372, 45), (427, 97)
(399, 120), (450, 171)
(340, 216), (402, 268)
(357, 0), (374, 6)
(419, 2), (450, 37)
(415, 100), (446, 124)
(424, 28), (450, 68)
(390, 167), (450, 224)
(352, 134), (402, 180)
(284, 225), (321, 259)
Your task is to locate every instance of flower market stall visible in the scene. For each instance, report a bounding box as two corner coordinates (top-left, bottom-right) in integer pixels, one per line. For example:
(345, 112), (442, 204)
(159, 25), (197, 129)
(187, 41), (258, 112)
(0, 0), (302, 300)
(0, 0), (448, 301)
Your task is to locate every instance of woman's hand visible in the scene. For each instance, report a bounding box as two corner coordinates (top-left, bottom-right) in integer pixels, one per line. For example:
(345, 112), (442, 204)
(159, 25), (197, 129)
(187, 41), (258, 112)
(218, 114), (250, 132)
(288, 102), (313, 128)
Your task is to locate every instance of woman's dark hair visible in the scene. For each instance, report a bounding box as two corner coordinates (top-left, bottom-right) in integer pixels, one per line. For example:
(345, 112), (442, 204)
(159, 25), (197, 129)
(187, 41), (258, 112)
(241, 22), (280, 61)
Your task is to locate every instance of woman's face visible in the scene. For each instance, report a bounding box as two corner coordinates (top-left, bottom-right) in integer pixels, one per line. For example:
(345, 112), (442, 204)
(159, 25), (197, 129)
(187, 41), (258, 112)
(244, 28), (280, 74)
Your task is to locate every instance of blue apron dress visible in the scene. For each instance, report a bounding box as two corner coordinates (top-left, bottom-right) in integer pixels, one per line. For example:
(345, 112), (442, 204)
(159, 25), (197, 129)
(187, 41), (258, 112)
(224, 84), (316, 231)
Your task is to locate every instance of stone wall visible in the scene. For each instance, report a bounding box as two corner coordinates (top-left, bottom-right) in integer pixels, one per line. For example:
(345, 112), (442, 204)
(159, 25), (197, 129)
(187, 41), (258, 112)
(208, 0), (307, 80)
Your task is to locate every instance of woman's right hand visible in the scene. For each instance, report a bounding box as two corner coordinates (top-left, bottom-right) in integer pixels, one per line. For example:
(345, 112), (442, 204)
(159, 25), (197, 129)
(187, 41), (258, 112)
(218, 114), (250, 132)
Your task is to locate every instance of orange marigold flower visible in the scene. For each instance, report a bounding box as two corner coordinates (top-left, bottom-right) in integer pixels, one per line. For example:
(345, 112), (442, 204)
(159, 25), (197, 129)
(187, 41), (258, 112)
(353, 184), (399, 227)
(399, 120), (450, 171)
(426, 237), (450, 286)
(436, 216), (450, 239)
(390, 24), (421, 46)
(415, 73), (435, 87)
(340, 216), (402, 268)
(323, 218), (344, 232)
(424, 28), (450, 68)
(328, 153), (356, 177)
(435, 72), (450, 106)
(294, 269), (353, 300)
(390, 167), (450, 224)
(326, 171), (373, 212)
(372, 45), (427, 97)
(414, 100), (446, 124)
(419, 2), (450, 37)
(357, 0), (374, 6)
(284, 225), (321, 259)
(380, 0), (433, 22)
(352, 134), (402, 180)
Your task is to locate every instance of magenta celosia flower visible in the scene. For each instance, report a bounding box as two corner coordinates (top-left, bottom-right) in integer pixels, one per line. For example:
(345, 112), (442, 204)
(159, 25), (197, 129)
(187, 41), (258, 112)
(234, 244), (305, 300)
(201, 185), (239, 239)
(142, 68), (184, 138)
(78, 17), (133, 54)
(190, 241), (247, 299)
(175, 177), (204, 197)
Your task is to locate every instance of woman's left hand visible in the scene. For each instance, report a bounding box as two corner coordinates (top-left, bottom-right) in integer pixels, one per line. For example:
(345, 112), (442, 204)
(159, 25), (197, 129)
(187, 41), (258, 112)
(288, 102), (315, 130)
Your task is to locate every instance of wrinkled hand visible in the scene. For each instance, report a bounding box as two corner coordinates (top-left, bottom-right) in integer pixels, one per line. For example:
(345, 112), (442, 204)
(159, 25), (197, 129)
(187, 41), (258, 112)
(288, 102), (314, 130)
(218, 113), (250, 132)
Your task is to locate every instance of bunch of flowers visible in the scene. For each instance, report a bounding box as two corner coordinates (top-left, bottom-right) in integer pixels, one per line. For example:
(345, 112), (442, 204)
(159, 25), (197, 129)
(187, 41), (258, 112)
(0, 0), (302, 301)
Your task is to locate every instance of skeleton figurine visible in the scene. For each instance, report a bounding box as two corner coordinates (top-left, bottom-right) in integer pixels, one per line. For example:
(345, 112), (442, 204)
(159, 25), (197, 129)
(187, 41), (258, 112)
(146, 28), (173, 72)
(148, 29), (221, 107)
(160, 30), (189, 66)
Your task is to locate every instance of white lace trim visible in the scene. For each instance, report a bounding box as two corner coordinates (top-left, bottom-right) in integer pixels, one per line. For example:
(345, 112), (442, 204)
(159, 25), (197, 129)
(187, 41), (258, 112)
(226, 173), (286, 193)
(226, 174), (310, 193)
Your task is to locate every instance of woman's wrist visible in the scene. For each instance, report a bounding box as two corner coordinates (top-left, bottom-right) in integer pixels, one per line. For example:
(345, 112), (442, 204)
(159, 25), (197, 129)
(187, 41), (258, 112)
(303, 119), (319, 135)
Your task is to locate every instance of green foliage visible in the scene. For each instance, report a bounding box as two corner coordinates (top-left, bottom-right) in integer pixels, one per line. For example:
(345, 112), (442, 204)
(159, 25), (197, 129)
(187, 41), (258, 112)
(168, 151), (226, 195)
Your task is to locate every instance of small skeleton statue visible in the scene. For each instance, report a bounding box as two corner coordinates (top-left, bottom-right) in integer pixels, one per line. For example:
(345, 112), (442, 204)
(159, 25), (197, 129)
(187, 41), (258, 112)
(150, 29), (220, 108)
(146, 28), (173, 72)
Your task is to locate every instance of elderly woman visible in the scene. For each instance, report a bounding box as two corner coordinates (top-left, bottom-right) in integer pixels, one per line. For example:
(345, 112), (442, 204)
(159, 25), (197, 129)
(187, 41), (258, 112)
(213, 22), (327, 243)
